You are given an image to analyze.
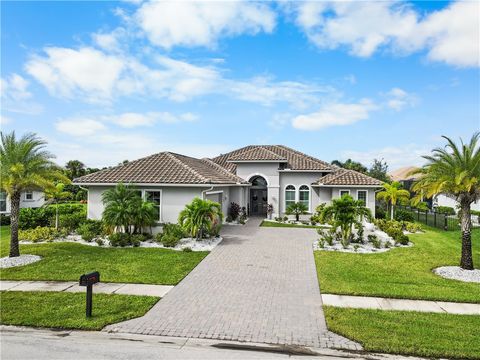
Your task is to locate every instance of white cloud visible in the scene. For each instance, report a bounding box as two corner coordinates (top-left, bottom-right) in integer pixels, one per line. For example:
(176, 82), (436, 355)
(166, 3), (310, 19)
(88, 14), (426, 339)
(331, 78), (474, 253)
(25, 47), (124, 102)
(92, 28), (126, 52)
(56, 118), (107, 136)
(292, 99), (377, 130)
(135, 1), (276, 49)
(342, 144), (432, 169)
(107, 112), (157, 128)
(385, 87), (417, 111)
(0, 114), (12, 126)
(1, 73), (32, 101)
(268, 113), (291, 130)
(293, 1), (479, 67)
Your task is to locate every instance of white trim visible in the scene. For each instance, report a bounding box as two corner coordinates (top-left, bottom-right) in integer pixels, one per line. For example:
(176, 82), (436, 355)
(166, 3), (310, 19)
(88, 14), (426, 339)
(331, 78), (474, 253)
(205, 190), (224, 195)
(356, 189), (368, 205)
(278, 169), (332, 173)
(142, 189), (163, 223)
(227, 160), (287, 163)
(298, 184), (311, 212)
(24, 191), (34, 201)
(74, 182), (250, 187)
(246, 173), (270, 187)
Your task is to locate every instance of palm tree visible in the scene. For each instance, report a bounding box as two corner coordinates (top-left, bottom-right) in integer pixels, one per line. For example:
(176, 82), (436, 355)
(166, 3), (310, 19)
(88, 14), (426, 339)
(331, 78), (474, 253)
(178, 197), (223, 240)
(411, 133), (479, 270)
(286, 202), (308, 222)
(102, 183), (140, 233)
(44, 182), (72, 229)
(376, 181), (411, 220)
(321, 194), (372, 244)
(65, 160), (86, 180)
(132, 200), (157, 234)
(0, 132), (68, 257)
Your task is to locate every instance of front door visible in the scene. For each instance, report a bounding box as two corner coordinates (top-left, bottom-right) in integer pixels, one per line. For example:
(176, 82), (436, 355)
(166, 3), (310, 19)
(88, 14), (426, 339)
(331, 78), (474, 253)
(250, 189), (267, 216)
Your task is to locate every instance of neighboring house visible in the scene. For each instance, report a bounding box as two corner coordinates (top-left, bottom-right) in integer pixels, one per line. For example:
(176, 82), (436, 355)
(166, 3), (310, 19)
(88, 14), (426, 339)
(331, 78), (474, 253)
(73, 145), (382, 226)
(389, 166), (480, 212)
(0, 190), (46, 214)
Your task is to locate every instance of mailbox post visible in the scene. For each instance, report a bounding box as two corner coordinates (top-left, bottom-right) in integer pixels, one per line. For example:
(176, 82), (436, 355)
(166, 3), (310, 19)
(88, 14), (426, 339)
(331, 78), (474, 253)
(79, 271), (100, 317)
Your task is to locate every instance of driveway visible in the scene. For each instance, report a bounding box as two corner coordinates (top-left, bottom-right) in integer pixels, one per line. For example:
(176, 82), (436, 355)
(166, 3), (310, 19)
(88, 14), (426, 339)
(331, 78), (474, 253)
(105, 218), (359, 350)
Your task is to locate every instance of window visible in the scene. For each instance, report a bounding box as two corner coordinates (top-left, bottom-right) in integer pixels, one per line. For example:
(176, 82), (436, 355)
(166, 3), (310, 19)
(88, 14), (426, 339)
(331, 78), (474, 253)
(285, 185), (296, 209)
(0, 192), (6, 212)
(299, 185), (310, 211)
(357, 190), (367, 205)
(251, 176), (267, 187)
(339, 190), (350, 198)
(25, 191), (33, 201)
(145, 191), (161, 222)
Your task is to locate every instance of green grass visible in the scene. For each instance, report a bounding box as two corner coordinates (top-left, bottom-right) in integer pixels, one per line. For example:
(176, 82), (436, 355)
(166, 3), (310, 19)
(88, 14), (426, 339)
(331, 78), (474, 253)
(315, 227), (480, 303)
(0, 291), (158, 330)
(324, 306), (480, 360)
(260, 220), (327, 229)
(0, 226), (207, 285)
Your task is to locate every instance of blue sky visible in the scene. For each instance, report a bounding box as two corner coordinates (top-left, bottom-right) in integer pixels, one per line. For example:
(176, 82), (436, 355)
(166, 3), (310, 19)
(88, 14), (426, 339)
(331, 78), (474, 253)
(1, 1), (479, 170)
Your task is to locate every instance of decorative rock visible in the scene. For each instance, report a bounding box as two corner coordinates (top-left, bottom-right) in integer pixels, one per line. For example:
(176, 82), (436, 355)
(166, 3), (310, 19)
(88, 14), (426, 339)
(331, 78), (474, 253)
(434, 266), (480, 283)
(0, 254), (42, 268)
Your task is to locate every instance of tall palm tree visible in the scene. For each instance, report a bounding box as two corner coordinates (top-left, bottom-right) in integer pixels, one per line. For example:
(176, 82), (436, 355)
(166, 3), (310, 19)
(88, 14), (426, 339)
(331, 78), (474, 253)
(376, 182), (411, 220)
(44, 182), (72, 229)
(0, 132), (68, 257)
(321, 194), (372, 244)
(411, 133), (479, 270)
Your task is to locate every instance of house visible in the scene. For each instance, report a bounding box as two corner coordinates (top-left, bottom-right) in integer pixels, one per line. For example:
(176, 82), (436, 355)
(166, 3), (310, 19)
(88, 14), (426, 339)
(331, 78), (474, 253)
(73, 145), (382, 226)
(389, 166), (421, 191)
(0, 190), (46, 215)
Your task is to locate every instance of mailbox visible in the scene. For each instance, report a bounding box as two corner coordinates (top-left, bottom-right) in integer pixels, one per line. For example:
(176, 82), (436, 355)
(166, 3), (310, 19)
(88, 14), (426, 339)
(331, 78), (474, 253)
(79, 271), (100, 318)
(79, 271), (100, 286)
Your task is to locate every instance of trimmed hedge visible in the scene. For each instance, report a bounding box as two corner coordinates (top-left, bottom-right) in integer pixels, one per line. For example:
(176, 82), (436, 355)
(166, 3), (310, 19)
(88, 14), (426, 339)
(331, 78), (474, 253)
(19, 203), (86, 230)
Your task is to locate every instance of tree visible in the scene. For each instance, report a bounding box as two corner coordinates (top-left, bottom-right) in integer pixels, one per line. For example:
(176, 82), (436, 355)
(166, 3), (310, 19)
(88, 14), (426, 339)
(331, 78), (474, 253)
(331, 159), (368, 174)
(411, 133), (480, 270)
(369, 158), (391, 182)
(65, 160), (86, 180)
(178, 197), (223, 240)
(286, 202), (308, 222)
(44, 182), (72, 229)
(376, 182), (411, 220)
(320, 194), (372, 245)
(0, 132), (68, 257)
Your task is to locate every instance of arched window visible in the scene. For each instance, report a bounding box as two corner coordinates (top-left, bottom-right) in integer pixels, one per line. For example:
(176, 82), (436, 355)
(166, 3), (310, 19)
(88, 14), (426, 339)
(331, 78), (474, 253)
(251, 176), (267, 187)
(285, 185), (296, 209)
(299, 185), (310, 211)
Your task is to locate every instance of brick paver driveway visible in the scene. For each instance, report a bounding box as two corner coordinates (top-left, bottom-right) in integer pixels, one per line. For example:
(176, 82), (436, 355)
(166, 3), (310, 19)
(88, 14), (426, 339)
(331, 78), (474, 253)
(105, 218), (359, 350)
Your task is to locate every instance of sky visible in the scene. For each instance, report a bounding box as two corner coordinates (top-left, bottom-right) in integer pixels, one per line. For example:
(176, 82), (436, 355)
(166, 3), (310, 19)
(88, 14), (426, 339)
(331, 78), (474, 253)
(1, 0), (479, 171)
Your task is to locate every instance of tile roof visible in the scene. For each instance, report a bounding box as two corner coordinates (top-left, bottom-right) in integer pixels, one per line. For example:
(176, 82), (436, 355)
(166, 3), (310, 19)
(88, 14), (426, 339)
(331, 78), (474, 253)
(227, 147), (287, 161)
(73, 152), (249, 185)
(314, 169), (383, 186)
(389, 166), (421, 182)
(212, 145), (332, 172)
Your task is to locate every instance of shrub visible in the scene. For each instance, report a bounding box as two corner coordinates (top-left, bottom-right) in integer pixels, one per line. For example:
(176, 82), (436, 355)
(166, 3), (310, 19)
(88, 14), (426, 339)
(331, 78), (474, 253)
(367, 234), (377, 243)
(274, 216), (283, 222)
(225, 215), (233, 223)
(58, 211), (87, 230)
(318, 228), (335, 246)
(182, 247), (192, 252)
(19, 226), (68, 242)
(0, 214), (11, 226)
(130, 234), (144, 246)
(310, 215), (320, 225)
(77, 220), (103, 241)
(161, 233), (180, 247)
(109, 233), (139, 247)
(415, 202), (429, 211)
(95, 238), (104, 246)
(228, 202), (241, 221)
(375, 206), (387, 219)
(394, 209), (415, 222)
(435, 206), (456, 215)
(371, 237), (382, 249)
(283, 216), (289, 222)
(395, 234), (410, 245)
(405, 222), (422, 233)
(317, 238), (326, 248)
(19, 203), (87, 230)
(19, 208), (50, 229)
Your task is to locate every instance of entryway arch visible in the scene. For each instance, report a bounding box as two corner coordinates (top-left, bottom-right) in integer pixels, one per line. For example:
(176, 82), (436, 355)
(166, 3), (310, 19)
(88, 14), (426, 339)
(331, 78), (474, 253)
(249, 175), (268, 216)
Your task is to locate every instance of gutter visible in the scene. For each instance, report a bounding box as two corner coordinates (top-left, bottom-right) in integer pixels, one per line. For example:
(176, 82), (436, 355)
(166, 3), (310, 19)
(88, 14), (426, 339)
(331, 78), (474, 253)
(201, 186), (215, 200)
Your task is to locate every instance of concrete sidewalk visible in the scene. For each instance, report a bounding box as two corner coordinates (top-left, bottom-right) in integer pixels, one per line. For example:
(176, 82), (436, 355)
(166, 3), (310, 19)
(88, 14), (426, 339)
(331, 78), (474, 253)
(0, 280), (173, 297)
(322, 294), (480, 315)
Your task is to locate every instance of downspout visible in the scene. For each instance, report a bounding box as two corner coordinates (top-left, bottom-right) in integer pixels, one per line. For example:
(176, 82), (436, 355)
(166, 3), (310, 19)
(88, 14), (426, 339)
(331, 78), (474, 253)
(201, 185), (214, 200)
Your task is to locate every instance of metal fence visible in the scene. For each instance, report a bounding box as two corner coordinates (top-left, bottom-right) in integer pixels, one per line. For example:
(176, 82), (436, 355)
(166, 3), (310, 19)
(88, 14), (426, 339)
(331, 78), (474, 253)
(395, 205), (480, 231)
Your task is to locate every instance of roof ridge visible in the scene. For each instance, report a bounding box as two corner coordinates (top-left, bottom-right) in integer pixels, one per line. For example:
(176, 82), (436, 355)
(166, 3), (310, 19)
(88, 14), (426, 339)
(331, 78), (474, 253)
(320, 168), (348, 184)
(228, 146), (286, 160)
(272, 145), (332, 168)
(165, 152), (211, 183)
(257, 146), (287, 159)
(201, 158), (246, 183)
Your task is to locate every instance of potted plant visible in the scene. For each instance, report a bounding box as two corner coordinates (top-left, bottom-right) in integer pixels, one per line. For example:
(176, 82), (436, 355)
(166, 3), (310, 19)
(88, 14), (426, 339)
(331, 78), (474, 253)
(267, 204), (274, 219)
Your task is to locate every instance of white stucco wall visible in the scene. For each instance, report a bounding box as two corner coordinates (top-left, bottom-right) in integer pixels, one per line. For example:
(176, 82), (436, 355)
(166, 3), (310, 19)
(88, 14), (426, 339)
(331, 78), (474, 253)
(279, 172), (323, 214)
(1, 190), (45, 214)
(329, 187), (377, 216)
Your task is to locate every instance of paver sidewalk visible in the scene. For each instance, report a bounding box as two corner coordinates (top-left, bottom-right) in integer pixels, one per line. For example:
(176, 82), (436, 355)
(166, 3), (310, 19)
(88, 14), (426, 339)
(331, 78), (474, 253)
(322, 294), (480, 315)
(104, 217), (360, 350)
(0, 280), (173, 297)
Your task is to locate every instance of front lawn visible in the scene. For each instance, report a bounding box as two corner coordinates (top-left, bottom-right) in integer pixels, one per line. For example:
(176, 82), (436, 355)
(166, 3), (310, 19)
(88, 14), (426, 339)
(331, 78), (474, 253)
(260, 220), (327, 229)
(0, 291), (158, 330)
(315, 227), (480, 303)
(324, 306), (480, 360)
(0, 226), (207, 285)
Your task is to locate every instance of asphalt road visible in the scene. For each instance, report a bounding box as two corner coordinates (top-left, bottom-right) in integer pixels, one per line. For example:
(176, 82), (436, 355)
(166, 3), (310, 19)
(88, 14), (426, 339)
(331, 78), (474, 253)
(0, 326), (405, 360)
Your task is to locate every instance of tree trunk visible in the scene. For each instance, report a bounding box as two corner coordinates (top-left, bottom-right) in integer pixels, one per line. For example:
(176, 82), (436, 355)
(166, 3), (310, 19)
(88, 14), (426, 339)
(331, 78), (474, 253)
(9, 191), (21, 257)
(296, 212), (300, 222)
(390, 203), (394, 220)
(459, 198), (474, 270)
(55, 202), (59, 230)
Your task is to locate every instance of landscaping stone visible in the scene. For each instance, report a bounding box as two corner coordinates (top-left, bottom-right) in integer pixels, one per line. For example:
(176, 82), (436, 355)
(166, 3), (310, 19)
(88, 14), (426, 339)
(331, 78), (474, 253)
(433, 266), (480, 283)
(0, 255), (42, 269)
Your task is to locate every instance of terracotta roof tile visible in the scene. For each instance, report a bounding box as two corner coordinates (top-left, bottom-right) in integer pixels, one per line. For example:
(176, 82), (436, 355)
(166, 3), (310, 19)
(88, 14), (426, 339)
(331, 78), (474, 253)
(73, 152), (249, 185)
(227, 147), (287, 161)
(314, 169), (383, 186)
